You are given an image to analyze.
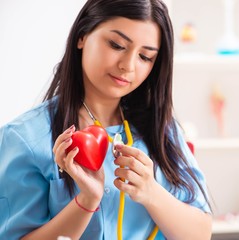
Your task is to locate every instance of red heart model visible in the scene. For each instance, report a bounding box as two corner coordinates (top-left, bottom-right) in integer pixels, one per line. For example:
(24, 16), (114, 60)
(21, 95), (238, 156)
(66, 125), (109, 171)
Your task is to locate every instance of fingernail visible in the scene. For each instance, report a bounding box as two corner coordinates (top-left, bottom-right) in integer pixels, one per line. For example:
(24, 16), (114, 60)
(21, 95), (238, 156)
(73, 147), (78, 151)
(65, 130), (71, 134)
(65, 125), (75, 134)
(65, 137), (71, 142)
(116, 144), (123, 150)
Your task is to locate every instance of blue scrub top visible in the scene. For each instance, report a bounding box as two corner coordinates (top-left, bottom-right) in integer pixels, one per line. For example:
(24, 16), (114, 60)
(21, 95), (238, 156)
(0, 99), (210, 240)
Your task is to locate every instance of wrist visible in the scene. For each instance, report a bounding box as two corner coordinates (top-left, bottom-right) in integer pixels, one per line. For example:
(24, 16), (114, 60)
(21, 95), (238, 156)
(75, 196), (99, 212)
(75, 193), (101, 212)
(143, 180), (162, 208)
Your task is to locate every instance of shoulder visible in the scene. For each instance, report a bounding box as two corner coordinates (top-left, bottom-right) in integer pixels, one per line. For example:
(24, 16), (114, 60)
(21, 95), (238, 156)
(0, 98), (58, 163)
(1, 98), (56, 142)
(0, 98), (58, 178)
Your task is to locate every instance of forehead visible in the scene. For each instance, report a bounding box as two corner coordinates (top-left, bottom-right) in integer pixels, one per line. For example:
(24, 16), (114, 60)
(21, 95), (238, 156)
(93, 17), (161, 47)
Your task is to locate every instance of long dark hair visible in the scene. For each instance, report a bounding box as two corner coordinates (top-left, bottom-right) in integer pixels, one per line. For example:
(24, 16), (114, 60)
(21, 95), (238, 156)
(44, 0), (210, 207)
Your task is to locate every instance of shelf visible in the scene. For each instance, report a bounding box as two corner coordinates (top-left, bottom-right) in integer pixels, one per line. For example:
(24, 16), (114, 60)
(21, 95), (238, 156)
(174, 54), (239, 71)
(194, 138), (239, 149)
(213, 220), (239, 234)
(175, 53), (239, 63)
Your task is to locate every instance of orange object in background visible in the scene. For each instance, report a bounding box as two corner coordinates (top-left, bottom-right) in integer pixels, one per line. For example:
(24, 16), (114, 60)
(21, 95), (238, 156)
(180, 23), (197, 43)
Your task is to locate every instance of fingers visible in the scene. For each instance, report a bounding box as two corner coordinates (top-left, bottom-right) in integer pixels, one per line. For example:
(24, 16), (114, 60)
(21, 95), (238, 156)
(113, 144), (155, 200)
(53, 125), (75, 154)
(115, 144), (153, 167)
(114, 177), (133, 194)
(114, 144), (154, 177)
(53, 125), (75, 171)
(114, 155), (145, 177)
(64, 146), (79, 172)
(113, 177), (142, 203)
(114, 166), (141, 184)
(114, 160), (152, 188)
(55, 138), (73, 171)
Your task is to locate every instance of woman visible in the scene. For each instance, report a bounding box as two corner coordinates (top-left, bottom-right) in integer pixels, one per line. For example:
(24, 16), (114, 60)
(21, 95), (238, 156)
(0, 0), (212, 239)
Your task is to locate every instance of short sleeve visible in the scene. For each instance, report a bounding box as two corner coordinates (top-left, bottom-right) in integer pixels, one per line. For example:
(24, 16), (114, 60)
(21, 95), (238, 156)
(0, 125), (50, 239)
(174, 124), (211, 214)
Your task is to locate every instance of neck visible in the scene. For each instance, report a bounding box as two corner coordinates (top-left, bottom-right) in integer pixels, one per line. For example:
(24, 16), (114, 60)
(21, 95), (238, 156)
(79, 99), (122, 128)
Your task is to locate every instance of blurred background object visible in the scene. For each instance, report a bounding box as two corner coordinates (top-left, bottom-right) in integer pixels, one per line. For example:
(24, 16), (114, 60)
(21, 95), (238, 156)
(210, 83), (226, 137)
(217, 0), (239, 55)
(180, 22), (197, 43)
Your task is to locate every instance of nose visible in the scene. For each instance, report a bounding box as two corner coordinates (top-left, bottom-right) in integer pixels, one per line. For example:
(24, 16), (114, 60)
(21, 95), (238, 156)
(118, 52), (135, 73)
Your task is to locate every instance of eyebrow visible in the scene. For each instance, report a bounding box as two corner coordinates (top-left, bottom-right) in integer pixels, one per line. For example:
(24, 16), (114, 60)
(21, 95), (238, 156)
(110, 30), (159, 52)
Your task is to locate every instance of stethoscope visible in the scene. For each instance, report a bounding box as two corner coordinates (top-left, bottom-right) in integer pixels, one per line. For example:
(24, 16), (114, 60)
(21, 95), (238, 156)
(82, 102), (159, 240)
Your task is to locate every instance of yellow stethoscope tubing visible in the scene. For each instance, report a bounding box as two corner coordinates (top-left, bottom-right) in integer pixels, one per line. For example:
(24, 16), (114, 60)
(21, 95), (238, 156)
(117, 120), (132, 240)
(95, 119), (158, 239)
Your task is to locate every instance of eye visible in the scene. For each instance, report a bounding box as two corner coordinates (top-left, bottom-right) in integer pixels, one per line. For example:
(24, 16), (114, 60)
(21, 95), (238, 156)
(139, 53), (153, 62)
(109, 40), (125, 50)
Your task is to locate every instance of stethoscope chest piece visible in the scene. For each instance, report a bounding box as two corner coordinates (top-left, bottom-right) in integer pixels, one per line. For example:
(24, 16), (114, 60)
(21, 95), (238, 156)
(112, 133), (124, 158)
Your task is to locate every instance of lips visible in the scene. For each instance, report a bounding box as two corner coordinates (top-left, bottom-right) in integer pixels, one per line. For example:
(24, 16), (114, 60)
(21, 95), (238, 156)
(109, 74), (130, 86)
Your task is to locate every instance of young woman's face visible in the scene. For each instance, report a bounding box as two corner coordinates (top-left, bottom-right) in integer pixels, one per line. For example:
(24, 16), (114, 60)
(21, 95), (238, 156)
(78, 17), (161, 100)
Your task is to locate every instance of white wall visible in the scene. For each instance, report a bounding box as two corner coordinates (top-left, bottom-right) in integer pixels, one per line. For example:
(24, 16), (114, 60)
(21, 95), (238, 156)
(0, 0), (86, 126)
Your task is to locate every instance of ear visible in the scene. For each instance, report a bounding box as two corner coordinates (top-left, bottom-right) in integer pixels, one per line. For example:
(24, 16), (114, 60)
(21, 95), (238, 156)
(77, 36), (86, 49)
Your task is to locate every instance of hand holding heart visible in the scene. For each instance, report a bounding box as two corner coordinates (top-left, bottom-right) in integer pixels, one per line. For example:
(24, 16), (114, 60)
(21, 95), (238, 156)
(53, 125), (108, 200)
